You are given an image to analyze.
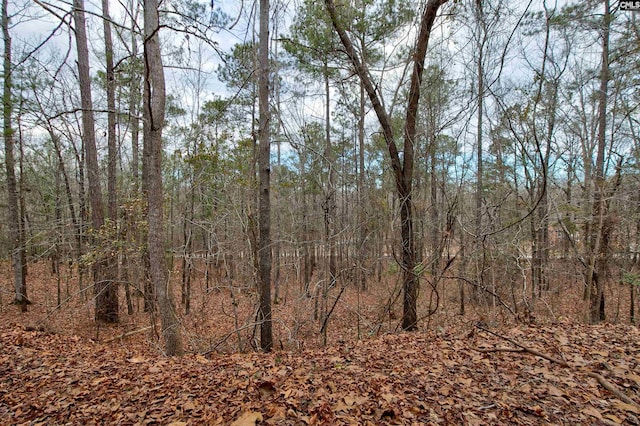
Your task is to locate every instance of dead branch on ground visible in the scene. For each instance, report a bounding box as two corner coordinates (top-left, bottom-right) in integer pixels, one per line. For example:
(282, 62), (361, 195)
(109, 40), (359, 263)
(474, 324), (640, 409)
(103, 326), (152, 344)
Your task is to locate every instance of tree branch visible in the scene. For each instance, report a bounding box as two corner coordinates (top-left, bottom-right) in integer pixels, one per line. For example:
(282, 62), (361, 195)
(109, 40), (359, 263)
(474, 325), (640, 409)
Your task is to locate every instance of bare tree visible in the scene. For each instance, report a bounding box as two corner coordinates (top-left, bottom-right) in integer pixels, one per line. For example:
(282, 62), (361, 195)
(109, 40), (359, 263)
(324, 0), (449, 330)
(102, 0), (121, 318)
(257, 0), (273, 352)
(73, 0), (118, 322)
(587, 0), (612, 323)
(143, 0), (183, 355)
(3, 0), (28, 311)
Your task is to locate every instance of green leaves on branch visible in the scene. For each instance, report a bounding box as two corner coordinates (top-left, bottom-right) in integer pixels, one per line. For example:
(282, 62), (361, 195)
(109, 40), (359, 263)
(622, 272), (640, 287)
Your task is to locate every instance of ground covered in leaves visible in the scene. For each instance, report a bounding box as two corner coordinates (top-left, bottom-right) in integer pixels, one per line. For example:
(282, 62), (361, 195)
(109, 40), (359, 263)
(2, 320), (640, 425)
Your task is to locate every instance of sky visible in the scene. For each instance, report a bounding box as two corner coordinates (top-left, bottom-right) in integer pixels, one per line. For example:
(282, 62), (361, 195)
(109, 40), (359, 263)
(12, 0), (623, 177)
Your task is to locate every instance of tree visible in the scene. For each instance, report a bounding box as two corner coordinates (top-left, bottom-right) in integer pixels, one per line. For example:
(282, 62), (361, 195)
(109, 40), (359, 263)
(284, 0), (340, 339)
(73, 0), (118, 323)
(415, 63), (458, 308)
(143, 0), (183, 356)
(324, 0), (449, 330)
(587, 0), (612, 323)
(101, 0), (120, 318)
(257, 0), (273, 352)
(473, 0), (488, 300)
(3, 0), (28, 311)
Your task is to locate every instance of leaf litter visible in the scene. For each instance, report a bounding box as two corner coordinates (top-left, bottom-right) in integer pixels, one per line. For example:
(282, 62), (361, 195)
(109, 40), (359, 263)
(1, 321), (639, 425)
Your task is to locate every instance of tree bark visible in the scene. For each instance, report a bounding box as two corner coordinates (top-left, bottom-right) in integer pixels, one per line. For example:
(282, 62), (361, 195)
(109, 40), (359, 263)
(130, 0), (141, 190)
(320, 65), (336, 343)
(102, 0), (120, 321)
(324, 0), (448, 331)
(357, 79), (367, 291)
(588, 0), (611, 323)
(257, 0), (273, 352)
(530, 6), (555, 298)
(143, 0), (183, 355)
(3, 0), (28, 311)
(73, 0), (118, 323)
(474, 0), (485, 301)
(102, 0), (117, 227)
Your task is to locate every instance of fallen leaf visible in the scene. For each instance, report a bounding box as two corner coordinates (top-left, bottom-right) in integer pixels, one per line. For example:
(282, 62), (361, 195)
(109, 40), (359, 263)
(614, 401), (640, 414)
(381, 393), (395, 403)
(547, 385), (564, 397)
(258, 381), (276, 399)
(230, 411), (263, 426)
(555, 333), (569, 345)
(440, 384), (453, 396)
(582, 406), (602, 419)
(604, 413), (623, 424)
(627, 374), (640, 386)
(266, 405), (286, 419)
(344, 394), (368, 406)
(91, 377), (108, 386)
(458, 377), (472, 386)
(334, 400), (351, 412)
(519, 383), (532, 393)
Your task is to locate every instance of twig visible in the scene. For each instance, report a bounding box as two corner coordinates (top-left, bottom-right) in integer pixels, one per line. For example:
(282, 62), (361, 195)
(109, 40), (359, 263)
(202, 321), (259, 356)
(320, 284), (346, 336)
(103, 326), (152, 343)
(446, 275), (516, 316)
(586, 372), (640, 408)
(476, 325), (569, 367)
(474, 325), (640, 409)
(477, 347), (526, 354)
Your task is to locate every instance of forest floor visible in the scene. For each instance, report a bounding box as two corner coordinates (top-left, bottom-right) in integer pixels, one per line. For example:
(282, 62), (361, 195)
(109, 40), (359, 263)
(1, 261), (640, 425)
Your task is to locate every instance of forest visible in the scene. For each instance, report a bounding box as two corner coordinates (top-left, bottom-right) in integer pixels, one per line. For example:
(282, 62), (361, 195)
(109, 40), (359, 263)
(1, 0), (640, 423)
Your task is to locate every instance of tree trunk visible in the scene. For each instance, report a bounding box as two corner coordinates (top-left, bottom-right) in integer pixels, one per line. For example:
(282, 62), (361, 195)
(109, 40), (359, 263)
(3, 0), (28, 311)
(46, 131), (81, 290)
(302, 183), (311, 297)
(357, 80), (367, 291)
(102, 0), (120, 321)
(588, 0), (611, 323)
(324, 0), (448, 331)
(273, 20), (283, 306)
(143, 0), (183, 356)
(257, 0), (273, 352)
(73, 0), (118, 323)
(130, 0), (141, 190)
(474, 0), (486, 302)
(427, 134), (436, 276)
(125, 0), (141, 316)
(181, 186), (194, 314)
(320, 65), (336, 342)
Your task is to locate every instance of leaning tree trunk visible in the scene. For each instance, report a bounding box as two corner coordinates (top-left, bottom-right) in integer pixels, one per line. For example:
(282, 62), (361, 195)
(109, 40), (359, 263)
(3, 0), (28, 311)
(143, 0), (183, 356)
(324, 0), (449, 331)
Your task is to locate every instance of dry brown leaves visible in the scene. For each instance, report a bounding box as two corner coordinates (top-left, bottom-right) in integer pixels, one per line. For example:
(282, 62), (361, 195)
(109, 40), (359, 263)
(1, 321), (639, 425)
